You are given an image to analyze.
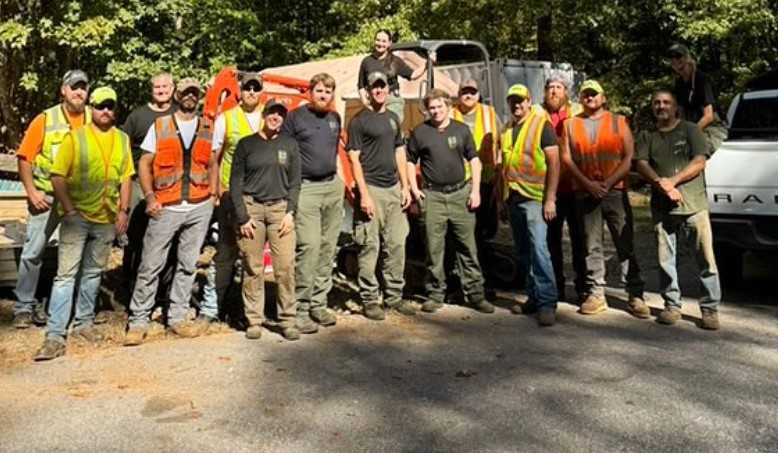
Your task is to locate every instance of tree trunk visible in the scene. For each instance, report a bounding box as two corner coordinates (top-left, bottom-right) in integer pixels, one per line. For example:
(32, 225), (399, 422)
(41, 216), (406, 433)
(537, 12), (554, 61)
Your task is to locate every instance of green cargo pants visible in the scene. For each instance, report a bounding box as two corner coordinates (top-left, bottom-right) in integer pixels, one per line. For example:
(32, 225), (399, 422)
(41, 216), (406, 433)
(354, 183), (409, 307)
(421, 183), (485, 304)
(295, 177), (345, 315)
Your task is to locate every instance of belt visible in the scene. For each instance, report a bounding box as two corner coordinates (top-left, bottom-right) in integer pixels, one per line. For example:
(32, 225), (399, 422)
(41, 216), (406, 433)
(302, 174), (335, 184)
(251, 196), (285, 205)
(423, 180), (469, 194)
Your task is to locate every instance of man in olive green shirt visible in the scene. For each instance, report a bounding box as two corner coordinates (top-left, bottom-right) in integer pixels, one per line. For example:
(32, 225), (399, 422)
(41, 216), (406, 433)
(635, 90), (721, 330)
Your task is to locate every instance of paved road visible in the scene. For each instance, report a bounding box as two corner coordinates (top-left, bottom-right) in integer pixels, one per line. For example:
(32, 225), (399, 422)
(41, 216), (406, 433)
(2, 288), (777, 453)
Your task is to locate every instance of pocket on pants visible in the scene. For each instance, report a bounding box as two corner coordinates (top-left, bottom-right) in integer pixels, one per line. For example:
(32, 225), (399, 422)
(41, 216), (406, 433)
(353, 221), (370, 246)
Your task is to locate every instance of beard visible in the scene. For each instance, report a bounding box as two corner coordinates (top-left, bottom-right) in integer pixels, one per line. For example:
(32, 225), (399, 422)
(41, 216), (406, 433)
(544, 94), (568, 112)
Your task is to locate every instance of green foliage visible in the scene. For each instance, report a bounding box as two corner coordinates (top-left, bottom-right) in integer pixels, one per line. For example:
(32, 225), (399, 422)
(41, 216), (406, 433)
(1, 0), (777, 149)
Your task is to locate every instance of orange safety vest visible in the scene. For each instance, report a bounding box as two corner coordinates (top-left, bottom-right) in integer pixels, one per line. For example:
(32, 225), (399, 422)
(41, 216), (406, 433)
(152, 115), (213, 206)
(452, 103), (499, 181)
(565, 111), (627, 190)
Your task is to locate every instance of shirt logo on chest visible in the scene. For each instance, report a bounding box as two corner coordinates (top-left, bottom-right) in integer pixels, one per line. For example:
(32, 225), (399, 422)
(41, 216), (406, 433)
(278, 150), (288, 166)
(447, 136), (458, 150)
(328, 120), (338, 133)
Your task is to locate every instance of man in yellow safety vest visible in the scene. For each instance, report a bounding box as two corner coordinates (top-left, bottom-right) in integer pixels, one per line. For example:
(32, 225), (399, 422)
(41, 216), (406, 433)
(34, 87), (134, 361)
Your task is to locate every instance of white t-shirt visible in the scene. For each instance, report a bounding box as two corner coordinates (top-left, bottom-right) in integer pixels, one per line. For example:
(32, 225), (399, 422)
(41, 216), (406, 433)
(140, 115), (210, 213)
(211, 110), (262, 151)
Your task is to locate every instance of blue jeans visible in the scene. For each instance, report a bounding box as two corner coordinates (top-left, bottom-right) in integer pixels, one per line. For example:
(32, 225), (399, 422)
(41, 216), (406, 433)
(14, 202), (61, 315)
(654, 210), (721, 311)
(46, 214), (115, 342)
(507, 194), (558, 309)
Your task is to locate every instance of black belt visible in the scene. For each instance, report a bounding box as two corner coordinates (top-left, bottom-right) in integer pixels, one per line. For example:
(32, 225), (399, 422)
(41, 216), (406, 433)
(423, 180), (469, 194)
(302, 174), (335, 184)
(251, 197), (285, 205)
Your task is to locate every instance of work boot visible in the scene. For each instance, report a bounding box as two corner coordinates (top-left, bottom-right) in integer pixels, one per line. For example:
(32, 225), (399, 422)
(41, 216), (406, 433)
(363, 303), (385, 321)
(33, 339), (66, 362)
(245, 325), (262, 340)
(627, 296), (651, 319)
(310, 307), (337, 326)
(170, 320), (204, 338)
(700, 309), (720, 331)
(471, 299), (495, 314)
(296, 315), (319, 334)
(123, 326), (147, 347)
(579, 295), (608, 315)
(32, 302), (48, 325)
(421, 300), (444, 313)
(537, 308), (556, 327)
(13, 312), (33, 329)
(390, 300), (416, 316)
(657, 307), (682, 325)
(71, 325), (104, 343)
(94, 310), (111, 325)
(281, 326), (301, 341)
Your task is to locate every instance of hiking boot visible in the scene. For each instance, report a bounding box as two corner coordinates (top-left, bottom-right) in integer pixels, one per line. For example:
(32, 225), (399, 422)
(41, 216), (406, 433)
(192, 315), (215, 334)
(363, 303), (385, 321)
(390, 300), (416, 316)
(71, 325), (104, 343)
(281, 326), (301, 341)
(471, 299), (495, 314)
(421, 300), (444, 313)
(245, 325), (263, 340)
(123, 326), (147, 347)
(627, 296), (651, 319)
(296, 315), (319, 334)
(32, 302), (48, 325)
(579, 295), (608, 315)
(34, 339), (66, 362)
(657, 307), (682, 325)
(13, 312), (33, 329)
(700, 309), (720, 331)
(170, 320), (205, 338)
(94, 310), (111, 325)
(310, 307), (337, 326)
(537, 308), (556, 327)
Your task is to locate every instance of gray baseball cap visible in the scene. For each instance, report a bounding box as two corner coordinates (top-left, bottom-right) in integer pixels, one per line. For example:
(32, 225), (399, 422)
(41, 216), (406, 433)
(367, 71), (389, 86)
(263, 98), (288, 116)
(62, 70), (89, 87)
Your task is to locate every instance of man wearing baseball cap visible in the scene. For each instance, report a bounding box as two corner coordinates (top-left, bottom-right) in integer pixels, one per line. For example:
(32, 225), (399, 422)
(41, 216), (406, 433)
(125, 77), (218, 345)
(560, 80), (647, 318)
(347, 70), (415, 321)
(207, 71), (265, 327)
(501, 84), (560, 326)
(230, 99), (302, 341)
(533, 73), (586, 307)
(13, 70), (92, 330)
(35, 87), (134, 360)
(451, 79), (502, 300)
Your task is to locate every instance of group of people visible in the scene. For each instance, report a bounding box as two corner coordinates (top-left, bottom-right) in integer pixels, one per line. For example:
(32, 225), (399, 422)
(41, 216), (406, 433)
(10, 35), (723, 362)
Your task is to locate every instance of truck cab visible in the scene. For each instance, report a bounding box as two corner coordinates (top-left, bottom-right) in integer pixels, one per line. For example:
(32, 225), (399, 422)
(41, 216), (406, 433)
(705, 88), (778, 282)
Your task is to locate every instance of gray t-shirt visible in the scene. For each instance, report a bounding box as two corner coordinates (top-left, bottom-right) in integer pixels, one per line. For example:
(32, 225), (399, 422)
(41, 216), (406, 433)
(635, 120), (710, 215)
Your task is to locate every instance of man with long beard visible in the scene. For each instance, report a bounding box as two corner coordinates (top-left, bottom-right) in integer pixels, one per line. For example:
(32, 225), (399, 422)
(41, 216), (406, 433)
(282, 73), (344, 334)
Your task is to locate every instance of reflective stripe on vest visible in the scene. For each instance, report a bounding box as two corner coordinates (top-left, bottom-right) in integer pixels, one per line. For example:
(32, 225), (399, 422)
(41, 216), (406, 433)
(501, 111), (547, 201)
(453, 103), (498, 182)
(220, 106), (261, 189)
(152, 115), (213, 206)
(68, 126), (130, 223)
(33, 105), (91, 193)
(566, 111), (626, 190)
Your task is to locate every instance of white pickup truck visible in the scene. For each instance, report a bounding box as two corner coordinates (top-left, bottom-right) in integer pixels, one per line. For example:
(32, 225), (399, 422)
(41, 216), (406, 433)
(705, 88), (778, 283)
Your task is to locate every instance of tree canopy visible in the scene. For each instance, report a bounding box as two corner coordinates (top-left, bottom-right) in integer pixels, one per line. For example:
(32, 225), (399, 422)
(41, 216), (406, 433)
(1, 0), (776, 149)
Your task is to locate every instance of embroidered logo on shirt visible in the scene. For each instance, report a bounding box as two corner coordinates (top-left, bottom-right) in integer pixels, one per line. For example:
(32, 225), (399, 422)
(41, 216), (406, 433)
(448, 136), (458, 150)
(278, 150), (288, 166)
(672, 140), (687, 155)
(328, 120), (338, 133)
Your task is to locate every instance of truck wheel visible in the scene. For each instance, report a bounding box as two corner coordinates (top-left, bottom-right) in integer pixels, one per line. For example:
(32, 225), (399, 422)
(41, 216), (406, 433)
(714, 243), (743, 287)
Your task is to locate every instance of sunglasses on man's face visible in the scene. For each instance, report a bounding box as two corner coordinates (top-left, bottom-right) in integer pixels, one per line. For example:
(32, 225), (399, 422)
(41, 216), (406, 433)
(69, 82), (88, 92)
(93, 101), (116, 112)
(181, 88), (200, 98)
(242, 83), (262, 93)
(460, 88), (478, 96)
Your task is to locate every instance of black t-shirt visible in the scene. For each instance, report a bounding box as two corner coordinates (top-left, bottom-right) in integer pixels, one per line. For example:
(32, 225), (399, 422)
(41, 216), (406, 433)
(121, 103), (177, 166)
(281, 105), (341, 179)
(407, 120), (477, 186)
(511, 122), (558, 149)
(673, 70), (716, 123)
(358, 54), (414, 93)
(229, 134), (301, 225)
(347, 109), (403, 188)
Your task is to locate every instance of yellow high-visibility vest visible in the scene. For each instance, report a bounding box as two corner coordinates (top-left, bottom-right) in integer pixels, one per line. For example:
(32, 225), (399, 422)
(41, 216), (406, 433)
(220, 105), (263, 189)
(501, 111), (548, 202)
(67, 125), (131, 223)
(452, 103), (498, 182)
(33, 105), (92, 193)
